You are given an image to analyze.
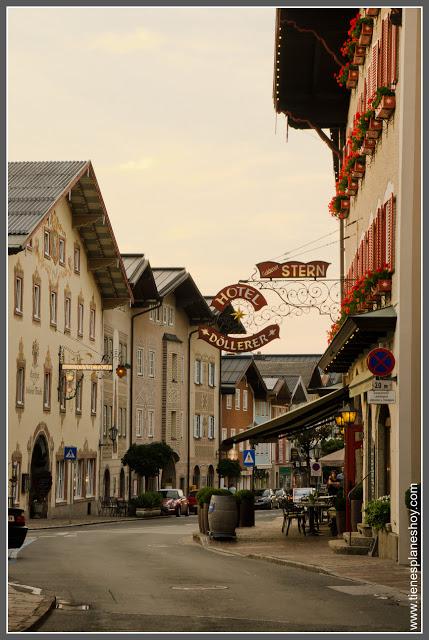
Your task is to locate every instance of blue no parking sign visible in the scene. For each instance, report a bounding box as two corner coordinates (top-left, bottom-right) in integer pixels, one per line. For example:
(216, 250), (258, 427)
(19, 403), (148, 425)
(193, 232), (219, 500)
(367, 348), (395, 377)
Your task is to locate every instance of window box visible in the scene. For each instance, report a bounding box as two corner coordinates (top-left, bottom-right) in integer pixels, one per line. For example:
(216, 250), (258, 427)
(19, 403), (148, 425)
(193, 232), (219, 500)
(375, 95), (396, 119)
(353, 46), (366, 65)
(365, 8), (379, 17)
(358, 23), (373, 46)
(346, 177), (359, 196)
(351, 160), (366, 179)
(340, 198), (350, 212)
(366, 117), (383, 139)
(360, 138), (376, 155)
(346, 68), (358, 89)
(373, 279), (392, 295)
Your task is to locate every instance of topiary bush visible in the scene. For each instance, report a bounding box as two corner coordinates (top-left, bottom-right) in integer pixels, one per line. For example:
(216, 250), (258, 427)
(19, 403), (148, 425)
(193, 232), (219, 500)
(235, 490), (254, 503)
(130, 491), (162, 509)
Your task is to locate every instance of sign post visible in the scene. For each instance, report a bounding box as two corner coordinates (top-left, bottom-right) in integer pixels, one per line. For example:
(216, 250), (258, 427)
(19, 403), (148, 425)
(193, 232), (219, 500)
(243, 448), (256, 493)
(64, 447), (77, 523)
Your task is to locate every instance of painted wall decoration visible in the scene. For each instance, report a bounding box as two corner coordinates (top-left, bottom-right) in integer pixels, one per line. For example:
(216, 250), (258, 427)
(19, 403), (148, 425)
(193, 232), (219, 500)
(256, 260), (330, 279)
(199, 283), (280, 353)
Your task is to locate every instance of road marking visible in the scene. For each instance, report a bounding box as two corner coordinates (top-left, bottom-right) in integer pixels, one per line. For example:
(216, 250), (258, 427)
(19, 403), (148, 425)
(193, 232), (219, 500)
(9, 582), (42, 595)
(8, 537), (37, 559)
(171, 585), (229, 591)
(327, 584), (408, 603)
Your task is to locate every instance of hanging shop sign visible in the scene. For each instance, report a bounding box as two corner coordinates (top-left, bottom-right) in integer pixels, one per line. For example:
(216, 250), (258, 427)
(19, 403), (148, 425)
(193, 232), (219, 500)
(367, 348), (395, 377)
(200, 282), (280, 353)
(256, 260), (331, 279)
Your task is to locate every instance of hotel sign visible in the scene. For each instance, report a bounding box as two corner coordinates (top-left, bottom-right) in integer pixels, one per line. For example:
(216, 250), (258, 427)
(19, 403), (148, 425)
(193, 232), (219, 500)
(211, 284), (267, 312)
(256, 260), (330, 279)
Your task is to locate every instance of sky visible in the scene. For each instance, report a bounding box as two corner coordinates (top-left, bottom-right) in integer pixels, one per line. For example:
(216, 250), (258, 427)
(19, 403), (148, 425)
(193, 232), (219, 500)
(8, 7), (342, 354)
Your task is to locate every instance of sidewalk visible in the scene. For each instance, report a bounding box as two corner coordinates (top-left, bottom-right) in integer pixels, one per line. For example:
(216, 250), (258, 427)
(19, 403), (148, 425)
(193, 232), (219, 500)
(8, 582), (56, 632)
(193, 515), (412, 596)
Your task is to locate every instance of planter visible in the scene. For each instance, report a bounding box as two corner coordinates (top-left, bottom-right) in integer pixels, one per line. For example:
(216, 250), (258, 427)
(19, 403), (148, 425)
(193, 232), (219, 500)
(365, 8), (379, 17)
(346, 178), (359, 196)
(198, 505), (204, 533)
(336, 510), (347, 535)
(239, 497), (255, 528)
(208, 494), (237, 539)
(375, 95), (396, 119)
(358, 23), (373, 46)
(346, 69), (359, 89)
(340, 198), (350, 212)
(203, 503), (210, 534)
(353, 46), (366, 65)
(366, 118), (383, 139)
(360, 138), (376, 155)
(135, 507), (162, 518)
(351, 160), (366, 179)
(374, 279), (392, 294)
(350, 499), (363, 532)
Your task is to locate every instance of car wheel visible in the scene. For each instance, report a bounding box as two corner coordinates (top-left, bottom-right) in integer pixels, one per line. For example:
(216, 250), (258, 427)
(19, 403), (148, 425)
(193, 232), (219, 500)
(185, 506), (190, 517)
(176, 506), (181, 517)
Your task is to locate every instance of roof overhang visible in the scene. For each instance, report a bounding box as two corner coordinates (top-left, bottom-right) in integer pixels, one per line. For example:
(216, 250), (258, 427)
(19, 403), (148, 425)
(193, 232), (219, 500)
(274, 8), (355, 128)
(319, 307), (397, 373)
(222, 387), (349, 449)
(174, 275), (215, 324)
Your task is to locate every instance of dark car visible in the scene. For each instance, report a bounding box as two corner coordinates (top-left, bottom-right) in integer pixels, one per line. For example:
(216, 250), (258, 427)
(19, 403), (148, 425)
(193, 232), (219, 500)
(187, 490), (198, 514)
(158, 489), (190, 517)
(254, 489), (276, 510)
(8, 508), (28, 549)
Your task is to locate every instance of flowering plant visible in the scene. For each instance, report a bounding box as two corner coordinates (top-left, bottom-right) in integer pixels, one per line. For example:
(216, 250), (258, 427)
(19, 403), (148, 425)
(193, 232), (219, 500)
(350, 109), (375, 150)
(364, 495), (391, 531)
(328, 195), (349, 219)
(372, 86), (395, 109)
(334, 62), (357, 88)
(348, 13), (373, 39)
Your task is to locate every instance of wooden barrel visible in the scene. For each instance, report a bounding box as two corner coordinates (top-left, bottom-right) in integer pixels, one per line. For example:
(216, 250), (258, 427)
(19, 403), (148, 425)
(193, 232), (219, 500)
(208, 495), (237, 539)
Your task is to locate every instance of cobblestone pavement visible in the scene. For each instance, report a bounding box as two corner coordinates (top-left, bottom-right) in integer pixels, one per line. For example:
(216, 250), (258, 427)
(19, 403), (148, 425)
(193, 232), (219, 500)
(8, 582), (55, 632)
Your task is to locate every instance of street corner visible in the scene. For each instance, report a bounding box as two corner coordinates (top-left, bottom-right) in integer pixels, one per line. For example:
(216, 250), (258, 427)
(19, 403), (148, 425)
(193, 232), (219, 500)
(8, 582), (56, 632)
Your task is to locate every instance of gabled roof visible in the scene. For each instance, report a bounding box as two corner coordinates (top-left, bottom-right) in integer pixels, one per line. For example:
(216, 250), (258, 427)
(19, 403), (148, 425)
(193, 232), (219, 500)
(121, 253), (160, 305)
(253, 354), (323, 390)
(204, 296), (246, 335)
(152, 268), (214, 324)
(221, 355), (267, 399)
(8, 160), (132, 308)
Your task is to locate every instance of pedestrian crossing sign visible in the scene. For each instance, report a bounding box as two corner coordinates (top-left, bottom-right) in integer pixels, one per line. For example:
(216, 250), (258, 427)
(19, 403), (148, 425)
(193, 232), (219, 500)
(243, 449), (256, 467)
(64, 446), (77, 461)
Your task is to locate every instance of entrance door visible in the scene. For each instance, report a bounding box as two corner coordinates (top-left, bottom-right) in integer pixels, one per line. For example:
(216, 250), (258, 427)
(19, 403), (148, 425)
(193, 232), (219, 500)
(119, 469), (125, 498)
(30, 435), (51, 518)
(104, 468), (110, 498)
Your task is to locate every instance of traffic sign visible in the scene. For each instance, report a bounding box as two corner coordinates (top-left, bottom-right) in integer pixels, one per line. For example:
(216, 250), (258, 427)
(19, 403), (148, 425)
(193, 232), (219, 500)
(368, 389), (396, 404)
(64, 446), (77, 461)
(372, 379), (393, 391)
(243, 449), (256, 467)
(310, 461), (322, 477)
(367, 348), (395, 377)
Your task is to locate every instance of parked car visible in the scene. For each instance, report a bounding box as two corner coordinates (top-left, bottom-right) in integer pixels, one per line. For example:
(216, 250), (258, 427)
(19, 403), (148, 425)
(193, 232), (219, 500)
(158, 489), (190, 517)
(254, 488), (276, 510)
(8, 508), (28, 549)
(187, 490), (198, 514)
(275, 488), (288, 509)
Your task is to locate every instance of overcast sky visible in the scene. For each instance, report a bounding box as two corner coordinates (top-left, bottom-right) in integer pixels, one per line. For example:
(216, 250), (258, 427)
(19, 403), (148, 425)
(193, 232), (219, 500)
(8, 7), (343, 354)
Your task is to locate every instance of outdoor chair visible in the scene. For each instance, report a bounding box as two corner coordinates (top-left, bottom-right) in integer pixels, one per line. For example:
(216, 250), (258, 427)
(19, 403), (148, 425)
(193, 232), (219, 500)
(282, 503), (306, 536)
(115, 499), (128, 517)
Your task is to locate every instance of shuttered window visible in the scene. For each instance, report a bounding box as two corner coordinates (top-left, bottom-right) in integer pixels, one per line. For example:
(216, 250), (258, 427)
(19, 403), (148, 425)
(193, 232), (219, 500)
(386, 194), (396, 270)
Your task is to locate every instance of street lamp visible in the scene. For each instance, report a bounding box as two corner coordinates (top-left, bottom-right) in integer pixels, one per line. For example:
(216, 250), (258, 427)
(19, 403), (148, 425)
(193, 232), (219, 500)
(313, 444), (321, 461)
(108, 425), (118, 443)
(116, 364), (127, 379)
(340, 403), (358, 425)
(335, 414), (345, 427)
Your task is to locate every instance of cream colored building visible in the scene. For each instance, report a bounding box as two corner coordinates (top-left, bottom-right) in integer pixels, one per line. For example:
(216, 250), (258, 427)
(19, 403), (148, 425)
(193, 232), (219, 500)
(8, 161), (131, 519)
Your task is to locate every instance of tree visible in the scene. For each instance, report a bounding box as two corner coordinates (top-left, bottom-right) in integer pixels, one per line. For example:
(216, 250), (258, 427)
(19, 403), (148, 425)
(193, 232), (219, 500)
(293, 424), (332, 484)
(122, 442), (177, 487)
(216, 459), (242, 483)
(320, 436), (344, 458)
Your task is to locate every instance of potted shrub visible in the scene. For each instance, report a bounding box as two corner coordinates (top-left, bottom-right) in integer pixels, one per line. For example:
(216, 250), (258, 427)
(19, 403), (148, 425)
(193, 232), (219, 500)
(350, 485), (363, 532)
(364, 495), (391, 535)
(236, 490), (255, 527)
(132, 491), (162, 518)
(335, 493), (347, 535)
(197, 487), (231, 534)
(196, 487), (211, 533)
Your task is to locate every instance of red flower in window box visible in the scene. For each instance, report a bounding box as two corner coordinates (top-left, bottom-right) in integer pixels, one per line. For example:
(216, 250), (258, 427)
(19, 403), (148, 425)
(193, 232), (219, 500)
(353, 45), (366, 65)
(374, 279), (392, 294)
(346, 68), (359, 89)
(351, 158), (366, 178)
(360, 137), (376, 155)
(358, 23), (373, 46)
(366, 117), (383, 139)
(346, 177), (359, 196)
(375, 95), (396, 119)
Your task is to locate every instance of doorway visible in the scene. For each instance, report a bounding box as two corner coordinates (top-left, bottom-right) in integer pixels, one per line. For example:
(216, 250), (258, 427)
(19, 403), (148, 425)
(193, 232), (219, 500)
(103, 468), (110, 498)
(30, 434), (51, 518)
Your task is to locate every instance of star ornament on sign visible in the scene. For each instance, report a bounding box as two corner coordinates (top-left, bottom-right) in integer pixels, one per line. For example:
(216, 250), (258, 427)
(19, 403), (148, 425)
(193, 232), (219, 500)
(199, 283), (281, 353)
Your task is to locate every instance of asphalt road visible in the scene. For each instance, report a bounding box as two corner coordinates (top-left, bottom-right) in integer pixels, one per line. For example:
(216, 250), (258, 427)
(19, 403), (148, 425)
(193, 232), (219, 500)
(9, 511), (409, 633)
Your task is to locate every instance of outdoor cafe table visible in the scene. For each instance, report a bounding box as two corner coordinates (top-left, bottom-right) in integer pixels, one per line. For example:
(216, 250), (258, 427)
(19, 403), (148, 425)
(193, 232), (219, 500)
(293, 499), (333, 535)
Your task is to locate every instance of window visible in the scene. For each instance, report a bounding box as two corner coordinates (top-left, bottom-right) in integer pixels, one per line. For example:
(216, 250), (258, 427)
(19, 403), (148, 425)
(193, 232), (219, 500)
(89, 308), (96, 340)
(208, 362), (215, 387)
(74, 245), (80, 273)
(15, 276), (23, 314)
(43, 371), (51, 410)
(194, 359), (202, 385)
(230, 428), (236, 451)
(44, 230), (50, 258)
(74, 460), (84, 498)
(16, 367), (25, 407)
(148, 350), (155, 378)
(226, 395), (232, 410)
(243, 390), (248, 411)
(59, 237), (65, 265)
(75, 375), (83, 414)
(171, 411), (177, 439)
(120, 407), (127, 438)
(56, 461), (65, 501)
(221, 428), (227, 442)
(136, 408), (143, 437)
(33, 283), (40, 321)
(119, 341), (127, 365)
(168, 306), (174, 326)
(64, 296), (71, 331)
(148, 410), (154, 438)
(50, 290), (57, 326)
(179, 411), (183, 439)
(239, 430), (244, 452)
(59, 372), (67, 412)
(86, 459), (95, 497)
(104, 336), (113, 363)
(91, 381), (97, 415)
(235, 389), (241, 410)
(137, 348), (144, 375)
(208, 416), (215, 440)
(181, 356), (185, 383)
(172, 353), (178, 382)
(103, 405), (108, 436)
(149, 307), (155, 321)
(162, 305), (168, 325)
(155, 306), (162, 323)
(78, 302), (84, 336)
(193, 414), (202, 439)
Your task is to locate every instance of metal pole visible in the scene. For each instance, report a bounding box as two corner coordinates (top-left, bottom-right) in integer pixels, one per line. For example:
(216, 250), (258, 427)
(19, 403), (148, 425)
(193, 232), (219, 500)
(340, 218), (345, 299)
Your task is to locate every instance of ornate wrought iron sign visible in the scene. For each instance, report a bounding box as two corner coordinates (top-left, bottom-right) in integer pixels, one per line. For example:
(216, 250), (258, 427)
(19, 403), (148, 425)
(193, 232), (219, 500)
(199, 283), (280, 353)
(256, 260), (330, 279)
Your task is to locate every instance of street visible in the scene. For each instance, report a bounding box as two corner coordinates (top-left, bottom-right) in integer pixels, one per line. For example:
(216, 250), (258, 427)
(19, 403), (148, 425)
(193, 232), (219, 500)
(9, 512), (409, 633)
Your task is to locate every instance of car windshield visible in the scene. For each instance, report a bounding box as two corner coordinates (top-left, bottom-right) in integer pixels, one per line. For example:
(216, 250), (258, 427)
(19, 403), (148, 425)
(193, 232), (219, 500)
(254, 490), (269, 497)
(158, 490), (179, 499)
(276, 490), (284, 496)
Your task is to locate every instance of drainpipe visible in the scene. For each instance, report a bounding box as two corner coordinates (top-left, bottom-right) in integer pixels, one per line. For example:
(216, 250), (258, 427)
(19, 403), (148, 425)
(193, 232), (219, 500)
(128, 300), (163, 503)
(218, 357), (222, 488)
(187, 329), (199, 495)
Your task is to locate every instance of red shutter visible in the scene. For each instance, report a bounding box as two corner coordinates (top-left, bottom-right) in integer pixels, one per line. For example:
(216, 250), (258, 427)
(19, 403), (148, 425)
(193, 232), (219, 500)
(381, 18), (389, 86)
(380, 205), (387, 268)
(367, 64), (373, 101)
(386, 194), (396, 270)
(390, 24), (399, 86)
(368, 222), (375, 271)
(357, 242), (363, 278)
(370, 43), (378, 98)
(363, 77), (367, 109)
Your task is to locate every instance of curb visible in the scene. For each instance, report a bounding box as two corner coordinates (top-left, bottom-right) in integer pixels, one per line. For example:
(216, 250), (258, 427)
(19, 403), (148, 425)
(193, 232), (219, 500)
(192, 534), (409, 597)
(8, 584), (56, 632)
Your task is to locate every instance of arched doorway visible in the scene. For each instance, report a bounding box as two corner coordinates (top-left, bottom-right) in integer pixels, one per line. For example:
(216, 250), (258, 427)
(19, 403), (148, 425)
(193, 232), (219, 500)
(119, 469), (125, 499)
(161, 458), (176, 488)
(192, 465), (201, 489)
(207, 465), (214, 487)
(30, 434), (51, 518)
(103, 468), (110, 498)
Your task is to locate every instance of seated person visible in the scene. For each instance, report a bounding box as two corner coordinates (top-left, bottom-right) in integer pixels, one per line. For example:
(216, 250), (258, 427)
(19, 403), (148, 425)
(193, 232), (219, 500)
(327, 469), (341, 496)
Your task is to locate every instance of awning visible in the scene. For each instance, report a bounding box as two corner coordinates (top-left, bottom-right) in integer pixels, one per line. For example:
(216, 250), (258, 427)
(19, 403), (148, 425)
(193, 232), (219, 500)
(222, 387), (349, 448)
(319, 448), (344, 467)
(319, 307), (397, 373)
